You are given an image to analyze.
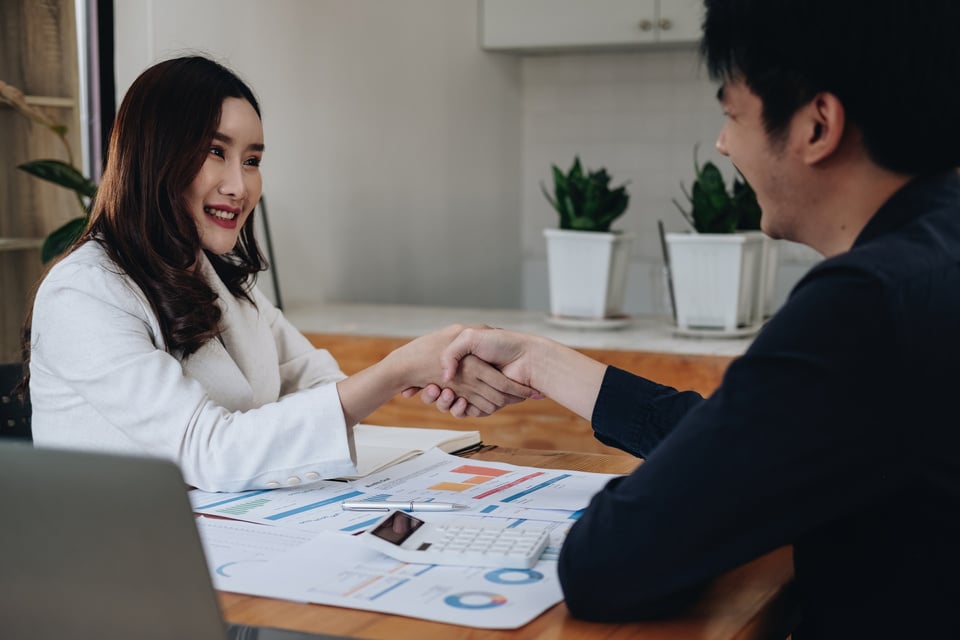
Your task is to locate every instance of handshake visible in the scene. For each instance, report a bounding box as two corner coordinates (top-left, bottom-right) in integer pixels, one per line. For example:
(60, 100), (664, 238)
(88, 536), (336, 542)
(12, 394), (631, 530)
(391, 324), (604, 422)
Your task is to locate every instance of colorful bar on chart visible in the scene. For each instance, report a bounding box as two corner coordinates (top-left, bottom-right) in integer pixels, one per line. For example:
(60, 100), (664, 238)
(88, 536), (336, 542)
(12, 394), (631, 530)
(471, 471), (544, 500)
(450, 465), (511, 477)
(265, 490), (365, 520)
(501, 474), (571, 503)
(193, 489), (274, 510)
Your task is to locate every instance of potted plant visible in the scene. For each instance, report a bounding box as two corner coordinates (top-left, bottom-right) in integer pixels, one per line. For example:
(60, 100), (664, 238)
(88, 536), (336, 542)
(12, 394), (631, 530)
(1, 79), (96, 263)
(541, 156), (632, 322)
(666, 148), (776, 333)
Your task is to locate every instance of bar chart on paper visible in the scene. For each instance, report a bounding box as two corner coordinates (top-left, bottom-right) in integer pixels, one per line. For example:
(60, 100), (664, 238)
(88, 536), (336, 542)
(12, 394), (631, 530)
(427, 463), (512, 492)
(190, 449), (622, 534)
(190, 484), (389, 533)
(359, 451), (616, 512)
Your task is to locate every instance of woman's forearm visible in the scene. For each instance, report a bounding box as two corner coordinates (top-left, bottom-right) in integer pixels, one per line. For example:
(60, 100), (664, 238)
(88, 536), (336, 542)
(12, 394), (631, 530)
(335, 354), (406, 427)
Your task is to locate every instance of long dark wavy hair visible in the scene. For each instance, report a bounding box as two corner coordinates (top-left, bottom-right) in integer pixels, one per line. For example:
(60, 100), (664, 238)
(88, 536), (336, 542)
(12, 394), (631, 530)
(19, 56), (267, 391)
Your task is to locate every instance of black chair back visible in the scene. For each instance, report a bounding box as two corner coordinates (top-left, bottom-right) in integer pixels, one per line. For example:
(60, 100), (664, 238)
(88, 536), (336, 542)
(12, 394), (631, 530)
(0, 363), (31, 442)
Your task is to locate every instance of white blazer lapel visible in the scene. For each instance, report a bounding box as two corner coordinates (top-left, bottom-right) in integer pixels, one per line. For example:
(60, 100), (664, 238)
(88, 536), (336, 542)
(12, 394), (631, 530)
(194, 254), (282, 409)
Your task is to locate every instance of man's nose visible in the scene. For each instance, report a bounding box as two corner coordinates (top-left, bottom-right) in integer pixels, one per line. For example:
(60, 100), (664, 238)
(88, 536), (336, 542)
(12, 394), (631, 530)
(715, 127), (730, 157)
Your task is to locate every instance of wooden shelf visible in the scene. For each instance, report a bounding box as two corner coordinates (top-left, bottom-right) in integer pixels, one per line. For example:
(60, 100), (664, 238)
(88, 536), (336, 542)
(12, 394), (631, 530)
(1, 0), (81, 362)
(0, 238), (44, 252)
(0, 95), (76, 109)
(0, 96), (77, 109)
(24, 95), (77, 108)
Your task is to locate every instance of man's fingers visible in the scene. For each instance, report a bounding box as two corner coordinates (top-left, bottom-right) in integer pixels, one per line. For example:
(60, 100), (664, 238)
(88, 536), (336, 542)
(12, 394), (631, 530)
(440, 329), (481, 382)
(460, 355), (541, 402)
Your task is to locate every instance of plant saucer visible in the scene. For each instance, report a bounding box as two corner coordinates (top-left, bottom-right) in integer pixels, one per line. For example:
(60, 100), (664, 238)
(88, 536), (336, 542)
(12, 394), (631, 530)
(544, 314), (633, 331)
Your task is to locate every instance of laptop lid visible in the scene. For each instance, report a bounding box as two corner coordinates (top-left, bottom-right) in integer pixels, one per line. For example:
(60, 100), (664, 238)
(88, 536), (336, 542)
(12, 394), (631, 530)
(0, 442), (228, 640)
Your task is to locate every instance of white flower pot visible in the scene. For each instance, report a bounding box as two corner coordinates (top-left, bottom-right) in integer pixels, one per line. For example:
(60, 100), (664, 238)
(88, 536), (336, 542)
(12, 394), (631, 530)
(756, 235), (780, 320)
(544, 229), (633, 319)
(665, 231), (763, 331)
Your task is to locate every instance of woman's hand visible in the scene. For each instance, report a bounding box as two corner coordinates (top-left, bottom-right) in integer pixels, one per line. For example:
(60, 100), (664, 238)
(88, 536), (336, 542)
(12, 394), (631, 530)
(439, 326), (538, 388)
(401, 354), (542, 418)
(403, 327), (546, 418)
(389, 325), (539, 417)
(436, 326), (608, 421)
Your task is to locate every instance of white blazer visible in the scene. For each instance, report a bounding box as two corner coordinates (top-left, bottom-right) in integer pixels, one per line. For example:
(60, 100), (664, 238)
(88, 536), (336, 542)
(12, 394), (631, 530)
(29, 241), (357, 491)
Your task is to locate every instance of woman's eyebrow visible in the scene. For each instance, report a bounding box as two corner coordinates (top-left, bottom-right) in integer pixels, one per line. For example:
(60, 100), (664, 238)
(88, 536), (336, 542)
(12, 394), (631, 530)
(212, 131), (264, 152)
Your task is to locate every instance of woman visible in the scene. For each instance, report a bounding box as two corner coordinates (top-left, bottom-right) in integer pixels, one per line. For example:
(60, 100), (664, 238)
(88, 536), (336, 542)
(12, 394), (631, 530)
(24, 56), (531, 492)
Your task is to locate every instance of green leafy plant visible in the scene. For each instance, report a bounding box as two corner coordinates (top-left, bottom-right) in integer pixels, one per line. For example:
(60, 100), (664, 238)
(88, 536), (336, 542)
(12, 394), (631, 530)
(673, 146), (761, 234)
(1, 79), (97, 263)
(541, 156), (630, 232)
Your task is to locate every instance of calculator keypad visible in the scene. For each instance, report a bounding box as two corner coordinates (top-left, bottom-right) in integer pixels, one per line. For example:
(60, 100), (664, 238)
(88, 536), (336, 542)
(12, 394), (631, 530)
(362, 512), (553, 569)
(428, 525), (550, 566)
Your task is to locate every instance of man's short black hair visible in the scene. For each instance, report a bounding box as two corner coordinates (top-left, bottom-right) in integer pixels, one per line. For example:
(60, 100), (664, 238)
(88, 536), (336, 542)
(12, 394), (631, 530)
(701, 0), (960, 175)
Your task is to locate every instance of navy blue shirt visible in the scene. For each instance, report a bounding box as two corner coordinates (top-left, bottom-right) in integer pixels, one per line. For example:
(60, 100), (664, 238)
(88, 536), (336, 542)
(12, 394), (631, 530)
(559, 171), (960, 638)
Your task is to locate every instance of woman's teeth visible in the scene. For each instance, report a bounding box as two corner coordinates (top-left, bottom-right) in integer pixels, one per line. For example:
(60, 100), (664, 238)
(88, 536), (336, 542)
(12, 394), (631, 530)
(205, 207), (237, 220)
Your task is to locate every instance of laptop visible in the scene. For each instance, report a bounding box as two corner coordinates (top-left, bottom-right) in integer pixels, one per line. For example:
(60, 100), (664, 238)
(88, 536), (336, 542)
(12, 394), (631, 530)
(0, 442), (350, 640)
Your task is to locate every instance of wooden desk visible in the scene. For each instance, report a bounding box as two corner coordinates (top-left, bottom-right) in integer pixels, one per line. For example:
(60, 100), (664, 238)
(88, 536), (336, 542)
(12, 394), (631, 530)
(218, 446), (796, 639)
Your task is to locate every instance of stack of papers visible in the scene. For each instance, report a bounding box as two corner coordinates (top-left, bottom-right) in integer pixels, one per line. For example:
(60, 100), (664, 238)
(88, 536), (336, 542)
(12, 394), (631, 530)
(191, 447), (621, 629)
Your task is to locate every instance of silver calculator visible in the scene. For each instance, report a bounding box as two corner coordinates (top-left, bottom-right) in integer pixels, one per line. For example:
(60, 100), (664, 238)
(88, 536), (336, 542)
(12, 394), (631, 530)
(360, 510), (550, 569)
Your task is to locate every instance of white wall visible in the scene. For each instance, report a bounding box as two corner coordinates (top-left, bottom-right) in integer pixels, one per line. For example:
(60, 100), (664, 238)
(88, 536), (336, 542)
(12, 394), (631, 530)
(114, 2), (819, 314)
(114, 0), (524, 309)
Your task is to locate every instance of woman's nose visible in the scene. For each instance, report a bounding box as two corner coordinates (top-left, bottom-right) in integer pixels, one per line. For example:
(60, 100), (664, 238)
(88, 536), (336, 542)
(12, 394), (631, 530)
(218, 162), (245, 199)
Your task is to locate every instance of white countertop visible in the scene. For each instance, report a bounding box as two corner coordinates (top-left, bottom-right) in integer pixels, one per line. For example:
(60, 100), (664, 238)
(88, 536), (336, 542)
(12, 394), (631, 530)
(284, 303), (754, 357)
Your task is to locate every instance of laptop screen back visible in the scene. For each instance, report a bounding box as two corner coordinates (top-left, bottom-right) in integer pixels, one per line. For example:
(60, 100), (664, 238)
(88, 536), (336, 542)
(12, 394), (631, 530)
(0, 443), (228, 640)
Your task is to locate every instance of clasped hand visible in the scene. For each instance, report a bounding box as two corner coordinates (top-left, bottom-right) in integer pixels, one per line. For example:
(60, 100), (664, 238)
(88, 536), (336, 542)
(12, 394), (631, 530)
(398, 324), (541, 418)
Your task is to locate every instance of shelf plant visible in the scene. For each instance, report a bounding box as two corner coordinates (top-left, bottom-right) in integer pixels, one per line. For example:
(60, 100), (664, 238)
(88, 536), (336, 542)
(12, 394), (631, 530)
(541, 156), (630, 232)
(540, 156), (633, 319)
(672, 146), (760, 233)
(1, 79), (97, 263)
(664, 146), (771, 333)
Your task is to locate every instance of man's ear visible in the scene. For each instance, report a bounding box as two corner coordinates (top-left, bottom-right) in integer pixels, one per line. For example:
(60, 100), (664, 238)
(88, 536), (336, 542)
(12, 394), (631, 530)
(798, 92), (846, 165)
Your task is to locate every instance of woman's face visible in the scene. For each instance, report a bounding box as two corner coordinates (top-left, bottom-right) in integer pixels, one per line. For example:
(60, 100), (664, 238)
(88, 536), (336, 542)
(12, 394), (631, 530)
(186, 97), (264, 256)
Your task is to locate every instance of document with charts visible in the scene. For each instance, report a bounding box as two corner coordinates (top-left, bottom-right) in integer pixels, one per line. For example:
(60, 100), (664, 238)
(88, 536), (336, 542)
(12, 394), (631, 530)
(196, 517), (563, 629)
(189, 448), (619, 534)
(188, 449), (622, 627)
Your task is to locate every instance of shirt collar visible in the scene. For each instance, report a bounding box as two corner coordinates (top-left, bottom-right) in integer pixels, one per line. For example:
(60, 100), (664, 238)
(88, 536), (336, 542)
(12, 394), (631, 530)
(854, 170), (960, 247)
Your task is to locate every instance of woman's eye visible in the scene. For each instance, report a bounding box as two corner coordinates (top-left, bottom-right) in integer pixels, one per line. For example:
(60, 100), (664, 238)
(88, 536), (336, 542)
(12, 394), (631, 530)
(209, 147), (225, 158)
(244, 157), (261, 167)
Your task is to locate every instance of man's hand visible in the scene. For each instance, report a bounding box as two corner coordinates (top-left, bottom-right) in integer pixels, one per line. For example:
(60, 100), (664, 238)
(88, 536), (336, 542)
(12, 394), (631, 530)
(402, 353), (543, 417)
(390, 325), (539, 417)
(440, 327), (537, 388)
(432, 325), (607, 422)
(401, 327), (548, 418)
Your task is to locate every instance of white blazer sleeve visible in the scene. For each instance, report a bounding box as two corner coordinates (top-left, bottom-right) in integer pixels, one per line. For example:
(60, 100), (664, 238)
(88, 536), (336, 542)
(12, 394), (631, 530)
(30, 255), (357, 492)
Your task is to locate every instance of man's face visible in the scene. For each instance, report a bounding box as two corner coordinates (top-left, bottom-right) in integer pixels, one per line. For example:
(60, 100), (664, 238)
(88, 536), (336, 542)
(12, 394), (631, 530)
(715, 78), (803, 242)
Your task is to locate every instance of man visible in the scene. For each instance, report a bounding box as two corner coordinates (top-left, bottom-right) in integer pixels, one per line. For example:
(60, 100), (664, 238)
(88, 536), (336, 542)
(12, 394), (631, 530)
(431, 0), (960, 636)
